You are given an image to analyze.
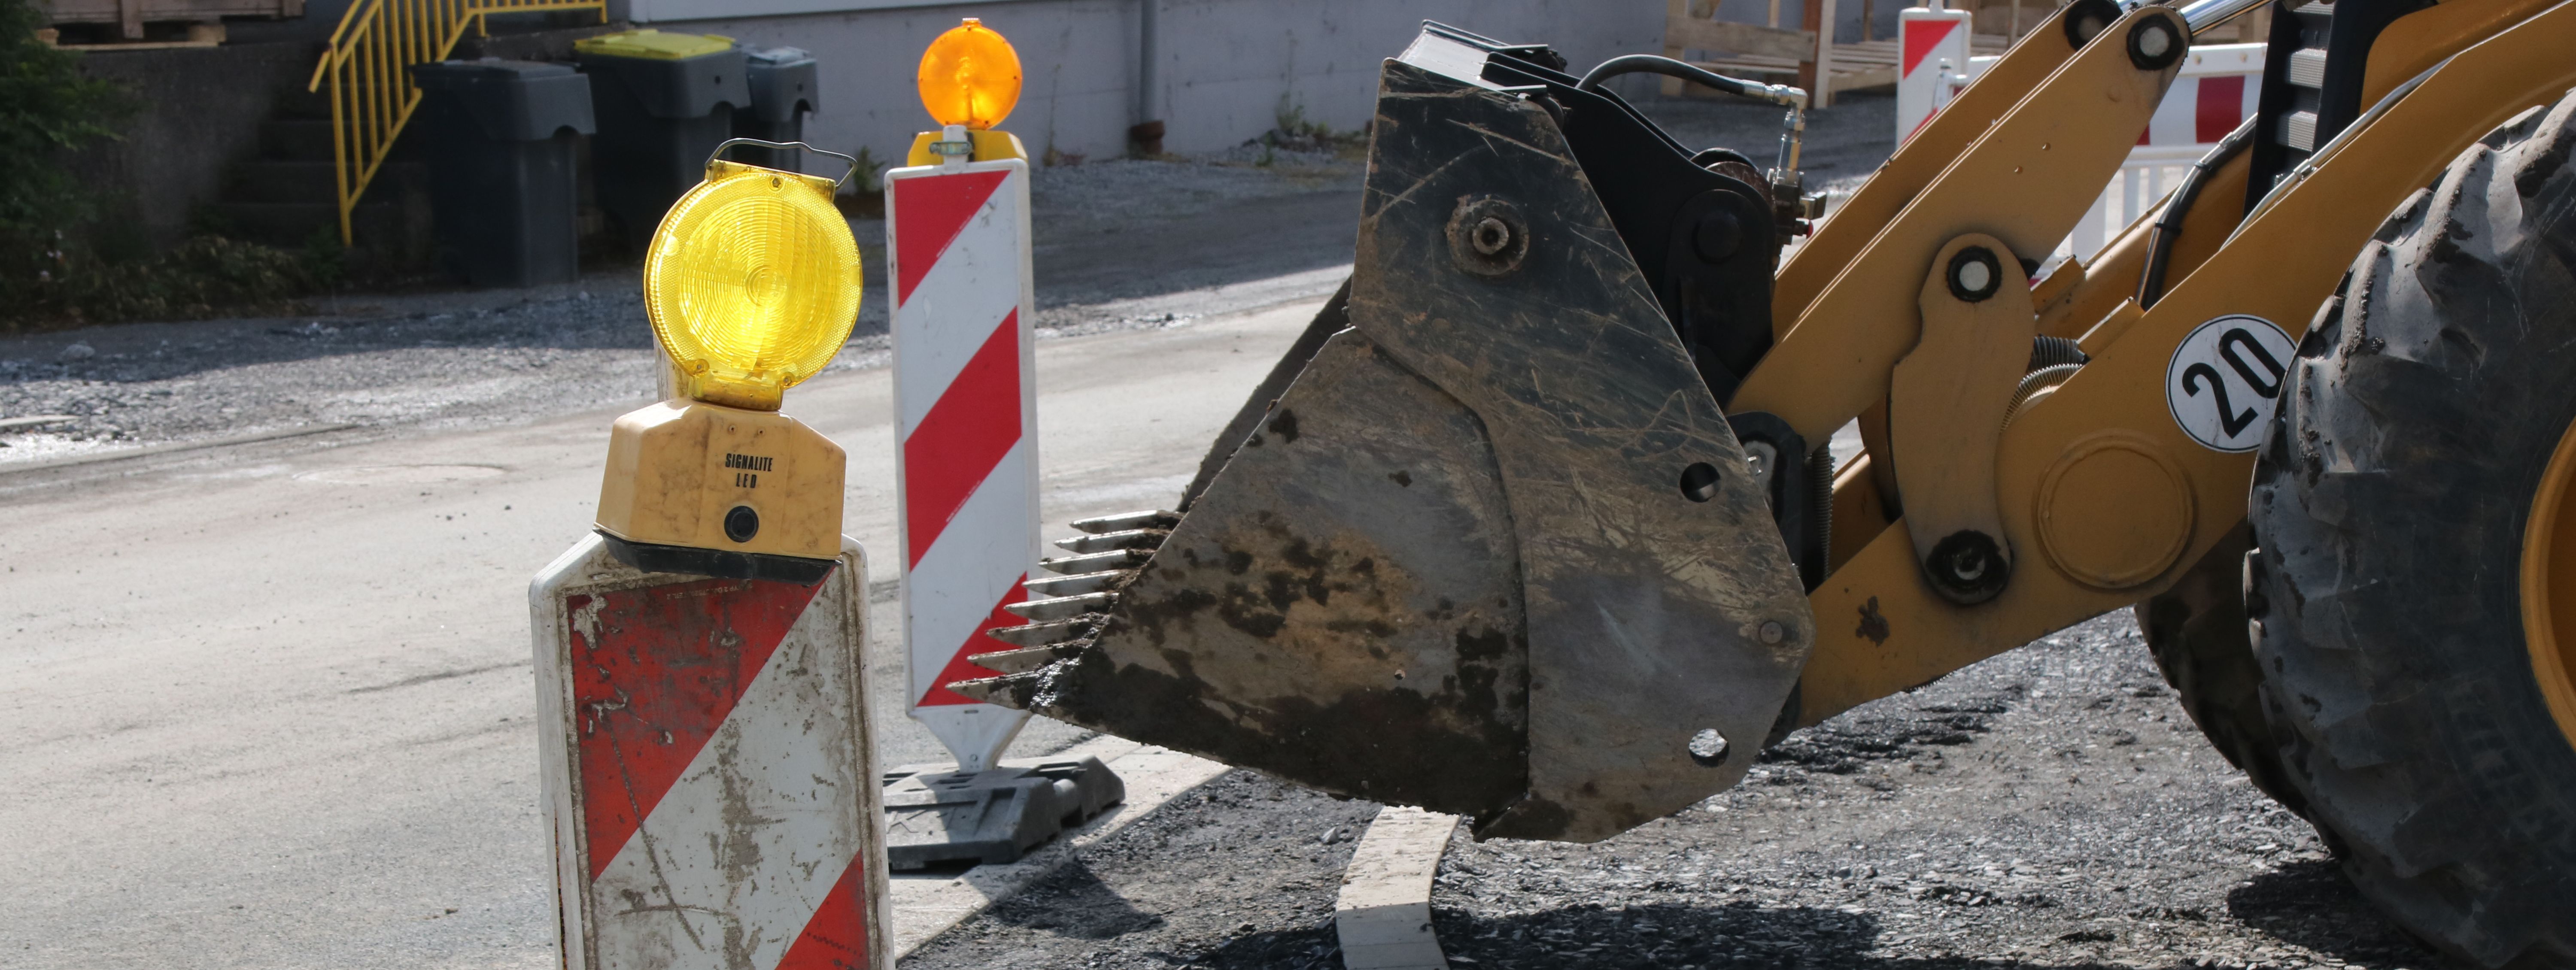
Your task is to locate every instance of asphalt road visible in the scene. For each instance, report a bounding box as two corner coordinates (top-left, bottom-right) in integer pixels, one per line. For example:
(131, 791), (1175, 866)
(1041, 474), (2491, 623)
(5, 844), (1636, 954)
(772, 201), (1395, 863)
(0, 298), (1323, 970)
(3, 86), (2429, 970)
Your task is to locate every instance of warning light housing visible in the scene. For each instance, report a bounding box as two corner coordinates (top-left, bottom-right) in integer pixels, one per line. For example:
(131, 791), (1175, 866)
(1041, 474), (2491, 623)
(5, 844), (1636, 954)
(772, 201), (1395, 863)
(917, 18), (1021, 130)
(599, 149), (857, 568)
(642, 158), (863, 412)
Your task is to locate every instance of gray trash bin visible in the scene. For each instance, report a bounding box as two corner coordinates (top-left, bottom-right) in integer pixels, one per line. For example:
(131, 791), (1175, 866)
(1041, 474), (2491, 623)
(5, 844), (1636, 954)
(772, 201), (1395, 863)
(410, 59), (595, 287)
(736, 46), (818, 170)
(573, 30), (748, 244)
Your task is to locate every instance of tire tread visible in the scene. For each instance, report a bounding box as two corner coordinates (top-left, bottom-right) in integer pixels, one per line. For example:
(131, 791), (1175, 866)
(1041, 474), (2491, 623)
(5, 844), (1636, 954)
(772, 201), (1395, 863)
(2249, 90), (2576, 969)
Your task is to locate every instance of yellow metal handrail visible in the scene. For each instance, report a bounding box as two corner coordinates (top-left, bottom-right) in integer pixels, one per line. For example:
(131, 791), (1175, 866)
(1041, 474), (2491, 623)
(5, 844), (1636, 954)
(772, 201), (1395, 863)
(306, 0), (608, 245)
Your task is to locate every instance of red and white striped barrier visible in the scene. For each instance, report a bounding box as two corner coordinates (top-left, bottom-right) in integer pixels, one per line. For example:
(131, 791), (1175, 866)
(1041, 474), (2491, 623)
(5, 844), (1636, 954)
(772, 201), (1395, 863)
(532, 537), (888, 970)
(885, 151), (1040, 774)
(2074, 42), (2262, 257)
(2132, 43), (2264, 158)
(1896, 6), (1973, 146)
(1899, 39), (2265, 259)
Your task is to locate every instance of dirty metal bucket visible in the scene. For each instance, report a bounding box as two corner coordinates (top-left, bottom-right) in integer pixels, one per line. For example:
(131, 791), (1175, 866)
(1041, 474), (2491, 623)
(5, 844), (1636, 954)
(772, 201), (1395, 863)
(955, 30), (1814, 843)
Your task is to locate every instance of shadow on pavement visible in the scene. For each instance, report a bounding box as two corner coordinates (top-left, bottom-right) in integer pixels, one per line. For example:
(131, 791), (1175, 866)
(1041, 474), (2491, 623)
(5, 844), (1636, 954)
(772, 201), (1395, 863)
(2224, 859), (2449, 968)
(977, 860), (1170, 941)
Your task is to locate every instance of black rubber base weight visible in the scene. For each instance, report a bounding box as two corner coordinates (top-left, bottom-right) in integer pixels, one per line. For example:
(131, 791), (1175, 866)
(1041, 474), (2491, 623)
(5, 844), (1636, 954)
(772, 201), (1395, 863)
(881, 756), (1126, 870)
(597, 531), (838, 585)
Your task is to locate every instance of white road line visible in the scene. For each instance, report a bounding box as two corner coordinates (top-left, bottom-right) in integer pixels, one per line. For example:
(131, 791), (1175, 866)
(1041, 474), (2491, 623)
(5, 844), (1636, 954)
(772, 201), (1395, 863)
(1336, 806), (1461, 970)
(886, 735), (1231, 959)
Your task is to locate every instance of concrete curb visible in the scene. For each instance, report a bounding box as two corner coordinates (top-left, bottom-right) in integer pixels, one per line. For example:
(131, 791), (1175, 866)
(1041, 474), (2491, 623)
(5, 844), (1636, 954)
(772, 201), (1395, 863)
(1335, 806), (1461, 970)
(887, 735), (1230, 959)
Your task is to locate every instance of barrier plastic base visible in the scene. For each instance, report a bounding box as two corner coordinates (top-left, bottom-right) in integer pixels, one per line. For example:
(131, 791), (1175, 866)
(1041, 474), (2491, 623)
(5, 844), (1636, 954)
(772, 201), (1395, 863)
(881, 755), (1125, 870)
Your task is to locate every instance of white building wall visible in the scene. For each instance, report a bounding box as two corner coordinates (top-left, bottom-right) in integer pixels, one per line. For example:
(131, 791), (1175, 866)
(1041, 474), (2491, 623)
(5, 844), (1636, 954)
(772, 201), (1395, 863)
(628, 0), (1664, 173)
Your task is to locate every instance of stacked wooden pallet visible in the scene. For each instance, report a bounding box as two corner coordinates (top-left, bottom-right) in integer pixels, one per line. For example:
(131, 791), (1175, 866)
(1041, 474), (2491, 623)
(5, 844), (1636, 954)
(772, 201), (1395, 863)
(1662, 0), (2010, 106)
(34, 0), (301, 47)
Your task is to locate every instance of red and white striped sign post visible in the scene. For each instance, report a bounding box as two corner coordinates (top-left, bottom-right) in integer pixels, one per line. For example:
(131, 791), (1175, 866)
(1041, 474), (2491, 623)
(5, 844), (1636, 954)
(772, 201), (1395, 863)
(1906, 39), (2265, 258)
(886, 136), (1040, 774)
(2075, 42), (2264, 258)
(1896, 4), (1974, 146)
(531, 536), (889, 970)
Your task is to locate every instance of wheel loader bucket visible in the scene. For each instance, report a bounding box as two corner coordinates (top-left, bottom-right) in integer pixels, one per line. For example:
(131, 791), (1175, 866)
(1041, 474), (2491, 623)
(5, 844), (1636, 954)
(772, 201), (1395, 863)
(951, 26), (1815, 842)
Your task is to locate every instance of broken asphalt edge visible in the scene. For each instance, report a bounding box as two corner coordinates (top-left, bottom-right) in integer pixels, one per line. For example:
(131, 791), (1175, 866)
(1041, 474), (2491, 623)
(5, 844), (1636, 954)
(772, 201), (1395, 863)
(888, 735), (1232, 959)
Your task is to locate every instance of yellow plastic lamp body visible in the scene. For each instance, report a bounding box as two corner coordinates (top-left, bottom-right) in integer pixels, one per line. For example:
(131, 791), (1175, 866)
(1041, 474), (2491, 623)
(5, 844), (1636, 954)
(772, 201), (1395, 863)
(917, 18), (1021, 130)
(905, 128), (1028, 167)
(641, 159), (863, 411)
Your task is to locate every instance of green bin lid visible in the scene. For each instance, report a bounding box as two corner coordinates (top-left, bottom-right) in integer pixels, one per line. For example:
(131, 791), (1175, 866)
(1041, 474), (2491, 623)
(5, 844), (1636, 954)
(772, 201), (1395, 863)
(573, 29), (736, 61)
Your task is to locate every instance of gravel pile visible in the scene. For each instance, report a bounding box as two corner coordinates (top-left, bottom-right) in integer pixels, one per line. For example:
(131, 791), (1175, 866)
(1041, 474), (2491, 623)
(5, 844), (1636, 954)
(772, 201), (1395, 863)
(898, 613), (2447, 970)
(1430, 612), (2445, 970)
(900, 770), (1381, 970)
(0, 285), (659, 464)
(0, 146), (1362, 468)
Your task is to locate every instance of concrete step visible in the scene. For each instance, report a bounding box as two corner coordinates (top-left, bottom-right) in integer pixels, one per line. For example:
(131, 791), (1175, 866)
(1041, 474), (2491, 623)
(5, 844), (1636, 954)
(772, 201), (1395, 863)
(268, 86), (334, 121)
(258, 118), (336, 162)
(225, 160), (424, 206)
(226, 160), (336, 205)
(205, 200), (411, 249)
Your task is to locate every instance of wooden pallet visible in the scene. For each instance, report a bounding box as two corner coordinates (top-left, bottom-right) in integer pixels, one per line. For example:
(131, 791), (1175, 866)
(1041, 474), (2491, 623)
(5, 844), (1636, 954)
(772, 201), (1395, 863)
(1665, 0), (2010, 106)
(37, 0), (300, 40)
(35, 22), (225, 49)
(1685, 34), (2013, 97)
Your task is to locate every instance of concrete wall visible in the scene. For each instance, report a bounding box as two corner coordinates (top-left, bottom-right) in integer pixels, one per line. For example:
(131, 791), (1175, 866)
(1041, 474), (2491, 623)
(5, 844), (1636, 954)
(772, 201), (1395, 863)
(634, 0), (1668, 171)
(69, 41), (319, 254)
(61, 1), (1665, 256)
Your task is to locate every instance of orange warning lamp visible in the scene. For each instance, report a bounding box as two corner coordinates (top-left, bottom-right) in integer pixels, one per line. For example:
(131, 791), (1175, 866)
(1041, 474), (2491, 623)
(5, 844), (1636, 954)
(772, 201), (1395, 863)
(917, 18), (1021, 130)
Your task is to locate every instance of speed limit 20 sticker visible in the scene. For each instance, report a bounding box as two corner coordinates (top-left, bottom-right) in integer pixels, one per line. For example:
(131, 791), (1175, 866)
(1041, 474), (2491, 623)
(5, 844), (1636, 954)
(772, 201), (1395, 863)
(2166, 315), (2297, 452)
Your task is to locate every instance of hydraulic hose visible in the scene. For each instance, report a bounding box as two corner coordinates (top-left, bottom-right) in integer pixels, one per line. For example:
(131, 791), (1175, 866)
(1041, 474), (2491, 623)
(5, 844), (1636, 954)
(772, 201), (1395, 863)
(2138, 116), (2255, 310)
(1576, 54), (1810, 187)
(1578, 54), (1783, 101)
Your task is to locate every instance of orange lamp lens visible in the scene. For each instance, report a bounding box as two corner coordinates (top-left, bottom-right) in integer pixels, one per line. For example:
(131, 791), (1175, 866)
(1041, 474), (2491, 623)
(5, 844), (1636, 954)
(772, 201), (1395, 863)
(916, 18), (1021, 130)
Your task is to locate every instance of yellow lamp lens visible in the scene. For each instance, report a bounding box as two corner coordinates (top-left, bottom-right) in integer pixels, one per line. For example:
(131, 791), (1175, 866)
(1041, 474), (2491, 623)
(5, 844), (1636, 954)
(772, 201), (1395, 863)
(642, 162), (862, 411)
(917, 18), (1021, 130)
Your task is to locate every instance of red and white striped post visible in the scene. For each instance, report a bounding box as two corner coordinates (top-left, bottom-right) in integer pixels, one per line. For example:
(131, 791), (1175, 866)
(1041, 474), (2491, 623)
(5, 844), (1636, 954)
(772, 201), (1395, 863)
(1896, 4), (1974, 146)
(1911, 39), (2265, 258)
(886, 134), (1040, 774)
(2072, 42), (2265, 257)
(530, 537), (889, 970)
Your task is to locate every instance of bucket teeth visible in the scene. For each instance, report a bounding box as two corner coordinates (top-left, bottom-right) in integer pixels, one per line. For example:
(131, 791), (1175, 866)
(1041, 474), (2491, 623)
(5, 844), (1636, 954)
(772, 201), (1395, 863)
(1040, 548), (1151, 575)
(1069, 509), (1181, 534)
(1023, 570), (1136, 598)
(1004, 591), (1116, 622)
(943, 670), (1038, 707)
(1053, 528), (1170, 554)
(963, 641), (1096, 675)
(983, 616), (1103, 649)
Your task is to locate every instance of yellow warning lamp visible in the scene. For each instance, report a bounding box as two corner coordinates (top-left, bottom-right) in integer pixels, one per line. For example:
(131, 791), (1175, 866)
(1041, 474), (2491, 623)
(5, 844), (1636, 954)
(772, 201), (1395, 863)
(596, 140), (863, 575)
(907, 19), (1030, 166)
(643, 157), (862, 410)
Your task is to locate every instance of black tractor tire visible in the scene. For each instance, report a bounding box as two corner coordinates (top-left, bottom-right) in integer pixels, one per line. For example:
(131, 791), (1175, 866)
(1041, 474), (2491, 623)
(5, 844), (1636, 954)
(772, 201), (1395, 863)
(2133, 522), (2309, 819)
(2247, 90), (2576, 969)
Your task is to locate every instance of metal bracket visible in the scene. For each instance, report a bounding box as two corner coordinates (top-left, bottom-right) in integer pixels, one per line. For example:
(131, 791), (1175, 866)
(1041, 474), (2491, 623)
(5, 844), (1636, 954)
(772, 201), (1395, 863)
(1889, 234), (2036, 604)
(705, 137), (863, 188)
